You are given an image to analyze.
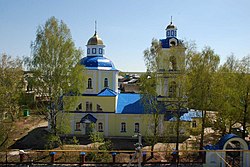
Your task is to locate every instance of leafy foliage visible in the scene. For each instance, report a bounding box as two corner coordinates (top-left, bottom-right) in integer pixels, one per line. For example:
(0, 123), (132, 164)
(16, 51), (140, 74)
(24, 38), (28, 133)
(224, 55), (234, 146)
(0, 54), (24, 149)
(25, 16), (85, 134)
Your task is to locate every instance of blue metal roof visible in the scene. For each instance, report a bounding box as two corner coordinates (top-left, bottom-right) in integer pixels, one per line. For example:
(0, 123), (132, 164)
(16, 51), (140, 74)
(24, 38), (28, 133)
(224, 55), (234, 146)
(80, 56), (117, 70)
(80, 114), (97, 123)
(160, 37), (179, 49)
(204, 134), (240, 150)
(98, 88), (117, 97)
(116, 93), (145, 114)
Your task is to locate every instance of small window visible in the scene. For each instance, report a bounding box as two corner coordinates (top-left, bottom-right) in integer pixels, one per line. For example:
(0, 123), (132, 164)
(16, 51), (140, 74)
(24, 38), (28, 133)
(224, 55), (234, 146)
(171, 30), (174, 36)
(87, 78), (92, 89)
(174, 31), (177, 37)
(76, 103), (82, 111)
(167, 30), (170, 36)
(92, 48), (96, 54)
(104, 78), (109, 87)
(99, 48), (103, 54)
(97, 104), (103, 112)
(86, 102), (92, 111)
(121, 122), (126, 132)
(75, 122), (81, 131)
(87, 48), (90, 54)
(192, 120), (197, 128)
(134, 123), (139, 133)
(98, 122), (103, 132)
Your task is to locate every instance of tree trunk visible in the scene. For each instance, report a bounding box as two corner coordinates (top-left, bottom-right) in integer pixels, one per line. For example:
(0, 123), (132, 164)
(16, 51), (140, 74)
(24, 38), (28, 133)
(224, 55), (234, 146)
(150, 143), (154, 158)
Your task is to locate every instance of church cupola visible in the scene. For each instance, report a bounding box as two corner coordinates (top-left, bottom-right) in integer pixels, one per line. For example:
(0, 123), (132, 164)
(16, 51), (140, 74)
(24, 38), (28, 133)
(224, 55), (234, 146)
(160, 17), (179, 49)
(86, 25), (105, 57)
(166, 16), (177, 38)
(165, 20), (177, 38)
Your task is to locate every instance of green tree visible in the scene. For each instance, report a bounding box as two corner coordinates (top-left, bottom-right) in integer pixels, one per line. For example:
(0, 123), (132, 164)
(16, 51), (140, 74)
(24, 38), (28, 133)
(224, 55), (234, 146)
(141, 39), (162, 158)
(211, 55), (241, 135)
(26, 16), (85, 135)
(0, 54), (23, 149)
(233, 56), (250, 138)
(187, 47), (220, 151)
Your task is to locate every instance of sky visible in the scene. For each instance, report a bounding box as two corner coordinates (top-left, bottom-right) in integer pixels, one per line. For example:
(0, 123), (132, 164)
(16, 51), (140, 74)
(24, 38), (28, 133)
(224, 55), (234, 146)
(0, 0), (250, 72)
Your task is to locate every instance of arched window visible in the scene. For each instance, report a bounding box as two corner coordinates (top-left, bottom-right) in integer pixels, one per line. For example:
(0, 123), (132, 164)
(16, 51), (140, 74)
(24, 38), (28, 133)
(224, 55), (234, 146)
(167, 30), (170, 37)
(169, 56), (177, 71)
(87, 48), (90, 54)
(121, 122), (126, 132)
(87, 78), (92, 89)
(134, 123), (139, 133)
(104, 78), (109, 87)
(92, 48), (96, 54)
(98, 122), (103, 132)
(86, 101), (92, 111)
(169, 81), (177, 98)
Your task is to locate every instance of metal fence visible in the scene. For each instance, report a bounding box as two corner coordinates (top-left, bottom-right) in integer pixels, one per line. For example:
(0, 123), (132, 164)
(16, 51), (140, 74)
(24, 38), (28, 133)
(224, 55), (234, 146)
(1, 149), (247, 166)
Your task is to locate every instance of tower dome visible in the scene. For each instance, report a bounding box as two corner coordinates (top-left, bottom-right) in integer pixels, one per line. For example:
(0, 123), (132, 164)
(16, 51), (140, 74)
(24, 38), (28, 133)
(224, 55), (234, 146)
(87, 32), (104, 45)
(166, 22), (177, 30)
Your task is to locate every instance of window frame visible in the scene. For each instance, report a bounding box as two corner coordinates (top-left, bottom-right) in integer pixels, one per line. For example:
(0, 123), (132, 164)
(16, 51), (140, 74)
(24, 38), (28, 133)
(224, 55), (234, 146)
(86, 101), (93, 111)
(98, 122), (103, 132)
(75, 122), (81, 131)
(134, 123), (139, 133)
(92, 48), (96, 54)
(87, 78), (92, 89)
(121, 122), (126, 132)
(104, 78), (109, 87)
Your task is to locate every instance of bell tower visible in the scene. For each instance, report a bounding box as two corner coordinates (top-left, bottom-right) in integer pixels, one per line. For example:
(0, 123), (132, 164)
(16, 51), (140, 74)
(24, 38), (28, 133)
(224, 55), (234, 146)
(156, 20), (185, 103)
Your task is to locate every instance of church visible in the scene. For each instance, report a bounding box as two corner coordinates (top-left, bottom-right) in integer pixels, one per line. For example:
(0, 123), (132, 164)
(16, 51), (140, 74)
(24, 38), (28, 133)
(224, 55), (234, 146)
(59, 21), (201, 138)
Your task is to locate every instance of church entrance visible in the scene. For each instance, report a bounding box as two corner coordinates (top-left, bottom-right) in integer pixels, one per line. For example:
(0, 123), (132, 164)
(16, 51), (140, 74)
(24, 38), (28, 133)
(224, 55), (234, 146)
(80, 114), (97, 135)
(85, 123), (91, 135)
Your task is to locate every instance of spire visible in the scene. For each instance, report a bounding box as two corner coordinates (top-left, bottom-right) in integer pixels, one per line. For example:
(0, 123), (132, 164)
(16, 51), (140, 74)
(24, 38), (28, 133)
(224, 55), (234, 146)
(170, 16), (173, 24)
(95, 20), (97, 35)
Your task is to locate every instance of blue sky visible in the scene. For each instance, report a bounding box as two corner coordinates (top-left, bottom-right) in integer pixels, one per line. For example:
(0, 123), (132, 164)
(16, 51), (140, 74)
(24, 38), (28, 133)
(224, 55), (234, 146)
(0, 0), (250, 72)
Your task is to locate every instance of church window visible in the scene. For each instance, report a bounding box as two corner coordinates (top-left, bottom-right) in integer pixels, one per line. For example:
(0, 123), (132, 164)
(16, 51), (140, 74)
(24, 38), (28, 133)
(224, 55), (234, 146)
(171, 30), (174, 36)
(92, 48), (96, 54)
(121, 122), (126, 132)
(97, 104), (103, 111)
(169, 56), (177, 70)
(174, 31), (177, 36)
(104, 78), (109, 87)
(86, 101), (92, 111)
(192, 120), (197, 128)
(87, 78), (92, 89)
(87, 48), (90, 54)
(98, 122), (103, 132)
(134, 123), (139, 133)
(167, 30), (170, 36)
(169, 81), (177, 98)
(99, 48), (103, 54)
(76, 103), (82, 111)
(75, 122), (81, 131)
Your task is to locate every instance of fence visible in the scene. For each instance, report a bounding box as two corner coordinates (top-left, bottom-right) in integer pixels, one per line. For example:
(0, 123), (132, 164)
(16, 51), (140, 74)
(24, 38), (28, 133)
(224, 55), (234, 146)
(0, 149), (248, 166)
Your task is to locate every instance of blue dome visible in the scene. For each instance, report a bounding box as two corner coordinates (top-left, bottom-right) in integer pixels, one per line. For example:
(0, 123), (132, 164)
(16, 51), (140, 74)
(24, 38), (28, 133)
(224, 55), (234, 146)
(80, 56), (117, 70)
